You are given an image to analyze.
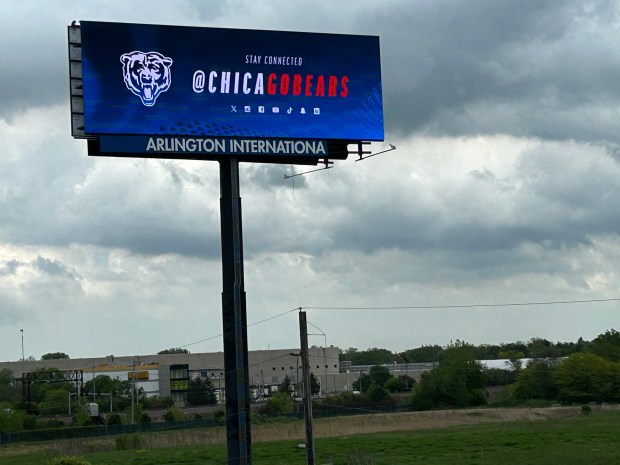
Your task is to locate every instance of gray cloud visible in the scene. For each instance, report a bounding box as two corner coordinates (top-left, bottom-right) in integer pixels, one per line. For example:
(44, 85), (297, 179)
(367, 1), (620, 143)
(4, 1), (620, 146)
(1, 1), (620, 359)
(32, 256), (80, 279)
(0, 260), (23, 276)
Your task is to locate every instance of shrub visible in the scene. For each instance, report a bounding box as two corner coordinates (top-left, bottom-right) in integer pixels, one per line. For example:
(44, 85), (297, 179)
(138, 412), (152, 423)
(51, 456), (92, 465)
(142, 395), (174, 409)
(366, 385), (390, 402)
(258, 392), (294, 415)
(73, 408), (93, 427)
(22, 414), (38, 430)
(0, 409), (25, 432)
(37, 418), (65, 429)
(116, 434), (141, 450)
(106, 412), (122, 425)
(163, 406), (185, 422)
(213, 409), (226, 425)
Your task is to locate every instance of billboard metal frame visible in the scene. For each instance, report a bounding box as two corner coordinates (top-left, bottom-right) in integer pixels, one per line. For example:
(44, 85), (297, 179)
(69, 20), (384, 465)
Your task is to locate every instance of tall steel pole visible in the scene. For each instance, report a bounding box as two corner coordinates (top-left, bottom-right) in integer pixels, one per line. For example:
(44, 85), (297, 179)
(20, 329), (24, 361)
(220, 158), (251, 465)
(299, 311), (315, 465)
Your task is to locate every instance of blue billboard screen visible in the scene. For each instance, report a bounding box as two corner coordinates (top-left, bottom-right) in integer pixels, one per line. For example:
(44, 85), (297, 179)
(79, 21), (384, 141)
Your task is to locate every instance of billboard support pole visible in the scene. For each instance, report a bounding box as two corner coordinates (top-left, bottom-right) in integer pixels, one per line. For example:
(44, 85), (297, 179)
(220, 158), (251, 465)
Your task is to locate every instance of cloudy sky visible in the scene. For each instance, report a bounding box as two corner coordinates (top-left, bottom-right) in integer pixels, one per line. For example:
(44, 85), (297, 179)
(1, 0), (619, 362)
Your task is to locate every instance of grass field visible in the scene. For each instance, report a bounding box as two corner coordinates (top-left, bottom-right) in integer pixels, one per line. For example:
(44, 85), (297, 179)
(1, 408), (619, 464)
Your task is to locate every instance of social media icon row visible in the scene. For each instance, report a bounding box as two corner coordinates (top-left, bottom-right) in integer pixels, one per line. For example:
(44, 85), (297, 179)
(232, 105), (321, 115)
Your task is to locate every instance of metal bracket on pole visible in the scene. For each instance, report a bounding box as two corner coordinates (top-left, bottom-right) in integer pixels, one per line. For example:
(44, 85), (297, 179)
(284, 159), (333, 179)
(354, 143), (396, 162)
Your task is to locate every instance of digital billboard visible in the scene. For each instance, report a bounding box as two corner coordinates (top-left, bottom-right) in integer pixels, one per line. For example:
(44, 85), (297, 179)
(78, 21), (384, 143)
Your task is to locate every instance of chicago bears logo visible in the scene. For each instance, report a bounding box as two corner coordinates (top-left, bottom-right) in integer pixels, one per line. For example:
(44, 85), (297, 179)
(120, 51), (173, 106)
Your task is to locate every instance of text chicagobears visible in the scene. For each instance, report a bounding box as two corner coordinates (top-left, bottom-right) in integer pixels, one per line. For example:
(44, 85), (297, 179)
(192, 70), (349, 98)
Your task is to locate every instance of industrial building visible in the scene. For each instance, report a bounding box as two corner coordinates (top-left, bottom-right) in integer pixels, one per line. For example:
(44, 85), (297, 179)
(0, 347), (430, 404)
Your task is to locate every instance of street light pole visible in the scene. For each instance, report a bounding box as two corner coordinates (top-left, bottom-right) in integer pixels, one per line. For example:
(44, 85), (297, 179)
(307, 321), (327, 396)
(20, 329), (24, 361)
(289, 352), (301, 396)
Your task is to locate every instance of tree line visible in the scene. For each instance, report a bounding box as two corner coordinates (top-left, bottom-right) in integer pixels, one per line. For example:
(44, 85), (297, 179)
(339, 330), (620, 365)
(332, 329), (620, 411)
(2, 329), (619, 431)
(0, 369), (218, 432)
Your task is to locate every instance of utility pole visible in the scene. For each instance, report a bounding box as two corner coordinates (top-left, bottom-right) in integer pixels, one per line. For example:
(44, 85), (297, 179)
(299, 311), (315, 465)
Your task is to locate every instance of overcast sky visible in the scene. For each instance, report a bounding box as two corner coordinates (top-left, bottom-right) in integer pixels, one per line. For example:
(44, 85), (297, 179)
(1, 0), (619, 362)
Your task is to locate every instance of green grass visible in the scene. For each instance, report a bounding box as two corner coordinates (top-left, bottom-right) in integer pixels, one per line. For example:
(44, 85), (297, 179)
(2, 411), (619, 465)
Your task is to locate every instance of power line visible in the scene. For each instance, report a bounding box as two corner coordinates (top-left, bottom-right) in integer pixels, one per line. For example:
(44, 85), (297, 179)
(248, 307), (300, 328)
(301, 298), (620, 311)
(178, 307), (299, 349)
(172, 298), (618, 350)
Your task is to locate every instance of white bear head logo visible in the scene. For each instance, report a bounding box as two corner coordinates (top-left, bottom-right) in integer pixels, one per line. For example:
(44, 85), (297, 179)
(120, 51), (173, 106)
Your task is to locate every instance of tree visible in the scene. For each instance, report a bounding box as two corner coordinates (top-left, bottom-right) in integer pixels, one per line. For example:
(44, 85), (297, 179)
(590, 329), (620, 362)
(497, 350), (525, 371)
(29, 368), (73, 410)
(483, 368), (517, 386)
(366, 385), (389, 402)
(409, 341), (486, 410)
(554, 353), (619, 404)
(84, 374), (116, 395)
(511, 359), (558, 401)
(527, 338), (560, 359)
(499, 342), (528, 358)
(352, 373), (373, 393)
(385, 376), (408, 393)
(0, 368), (18, 405)
(83, 375), (138, 411)
(185, 377), (217, 406)
(368, 365), (393, 387)
(157, 348), (189, 354)
(41, 352), (70, 360)
(114, 380), (146, 411)
(310, 372), (321, 396)
(279, 375), (293, 395)
(38, 388), (72, 415)
(555, 340), (585, 357)
(474, 344), (501, 360)
(350, 365), (394, 394)
(339, 347), (397, 365)
(400, 345), (443, 363)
